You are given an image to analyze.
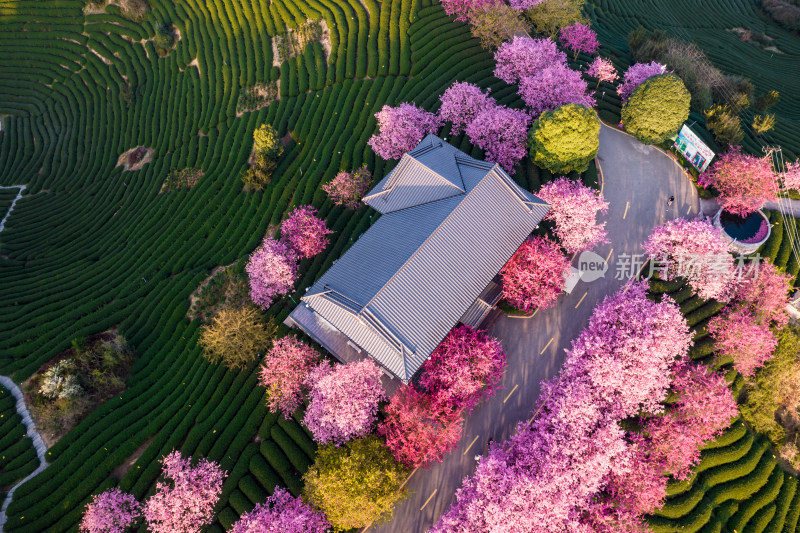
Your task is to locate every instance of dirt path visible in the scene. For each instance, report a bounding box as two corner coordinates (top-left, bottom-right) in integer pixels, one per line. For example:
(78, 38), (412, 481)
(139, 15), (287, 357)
(0, 185), (26, 233)
(0, 376), (49, 530)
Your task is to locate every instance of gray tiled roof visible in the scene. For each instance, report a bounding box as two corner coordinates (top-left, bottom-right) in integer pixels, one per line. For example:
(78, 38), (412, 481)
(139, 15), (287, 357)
(289, 134), (549, 382)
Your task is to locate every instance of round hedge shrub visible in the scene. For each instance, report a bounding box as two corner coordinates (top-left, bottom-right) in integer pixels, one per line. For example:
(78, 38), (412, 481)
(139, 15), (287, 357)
(621, 74), (691, 145)
(528, 104), (600, 174)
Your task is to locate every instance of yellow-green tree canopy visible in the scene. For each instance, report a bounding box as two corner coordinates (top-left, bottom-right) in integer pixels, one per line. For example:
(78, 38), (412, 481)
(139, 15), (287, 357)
(523, 0), (586, 37)
(199, 305), (276, 369)
(253, 124), (284, 160)
(528, 104), (600, 174)
(621, 74), (690, 145)
(303, 436), (409, 531)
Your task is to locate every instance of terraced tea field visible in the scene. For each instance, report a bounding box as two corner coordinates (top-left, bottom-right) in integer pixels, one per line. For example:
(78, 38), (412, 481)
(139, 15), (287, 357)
(587, 0), (800, 158)
(0, 0), (543, 529)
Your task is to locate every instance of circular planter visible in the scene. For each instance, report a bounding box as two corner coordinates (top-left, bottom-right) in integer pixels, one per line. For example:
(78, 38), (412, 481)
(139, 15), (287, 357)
(713, 208), (771, 255)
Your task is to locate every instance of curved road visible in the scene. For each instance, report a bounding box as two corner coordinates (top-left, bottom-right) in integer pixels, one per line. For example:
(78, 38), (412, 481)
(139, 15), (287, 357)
(370, 124), (701, 533)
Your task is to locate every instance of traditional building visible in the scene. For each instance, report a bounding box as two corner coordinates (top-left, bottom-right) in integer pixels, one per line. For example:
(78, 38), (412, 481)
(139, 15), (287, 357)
(285, 134), (549, 386)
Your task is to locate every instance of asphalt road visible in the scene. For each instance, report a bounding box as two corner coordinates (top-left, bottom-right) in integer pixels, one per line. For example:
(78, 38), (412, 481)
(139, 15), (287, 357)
(369, 124), (701, 533)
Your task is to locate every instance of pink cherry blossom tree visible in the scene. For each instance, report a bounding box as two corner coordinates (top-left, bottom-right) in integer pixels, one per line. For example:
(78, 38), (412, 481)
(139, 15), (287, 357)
(438, 82), (497, 135)
(618, 61), (670, 101)
(465, 105), (531, 174)
(322, 166), (372, 209)
(229, 487), (330, 533)
(368, 103), (441, 160)
(558, 22), (599, 58)
(537, 177), (609, 254)
(143, 451), (226, 533)
(420, 325), (507, 412)
(440, 0), (498, 22)
(709, 307), (779, 378)
(643, 218), (736, 301)
(500, 236), (570, 312)
(280, 205), (333, 259)
(303, 359), (386, 445)
(493, 36), (567, 85)
(698, 148), (778, 216)
(80, 488), (142, 533)
(259, 336), (321, 418)
(563, 281), (693, 420)
(782, 158), (800, 191)
(246, 238), (299, 309)
(641, 361), (737, 479)
(518, 63), (596, 118)
(587, 57), (619, 87)
(508, 0), (544, 9)
(379, 385), (464, 469)
(733, 260), (791, 327)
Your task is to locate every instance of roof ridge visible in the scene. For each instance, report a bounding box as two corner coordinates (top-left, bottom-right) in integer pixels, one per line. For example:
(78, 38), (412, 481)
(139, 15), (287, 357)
(358, 168), (530, 313)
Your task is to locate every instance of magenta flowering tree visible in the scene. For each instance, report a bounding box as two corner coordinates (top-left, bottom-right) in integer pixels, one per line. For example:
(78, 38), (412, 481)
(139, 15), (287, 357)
(709, 308), (779, 378)
(698, 149), (777, 216)
(303, 359), (386, 445)
(367, 103), (441, 160)
(465, 105), (531, 173)
(500, 236), (570, 312)
(537, 177), (609, 254)
(246, 238), (299, 309)
(378, 385), (465, 469)
(80, 488), (142, 533)
(587, 57), (618, 86)
(322, 166), (372, 209)
(229, 487), (330, 533)
(438, 81), (497, 135)
(143, 451), (226, 533)
(280, 205), (333, 259)
(558, 22), (599, 57)
(493, 36), (567, 85)
(643, 218), (735, 301)
(259, 336), (321, 418)
(618, 61), (669, 101)
(420, 325), (507, 412)
(440, 0), (498, 21)
(518, 63), (595, 118)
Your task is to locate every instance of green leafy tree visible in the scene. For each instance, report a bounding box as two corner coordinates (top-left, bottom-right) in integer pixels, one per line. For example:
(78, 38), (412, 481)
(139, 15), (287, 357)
(755, 89), (780, 112)
(703, 104), (744, 147)
(740, 327), (800, 450)
(303, 436), (409, 531)
(523, 0), (586, 37)
(199, 306), (276, 370)
(242, 156), (277, 191)
(469, 4), (530, 51)
(253, 124), (284, 160)
(621, 74), (690, 145)
(528, 104), (600, 174)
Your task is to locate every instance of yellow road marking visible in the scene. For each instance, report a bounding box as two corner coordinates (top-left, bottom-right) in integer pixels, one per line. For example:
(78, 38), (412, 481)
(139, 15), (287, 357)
(462, 434), (480, 456)
(686, 205), (692, 215)
(503, 384), (519, 403)
(420, 489), (437, 511)
(539, 337), (554, 355)
(531, 308), (539, 318)
(606, 248), (614, 262)
(623, 201), (630, 219)
(575, 291), (588, 308)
